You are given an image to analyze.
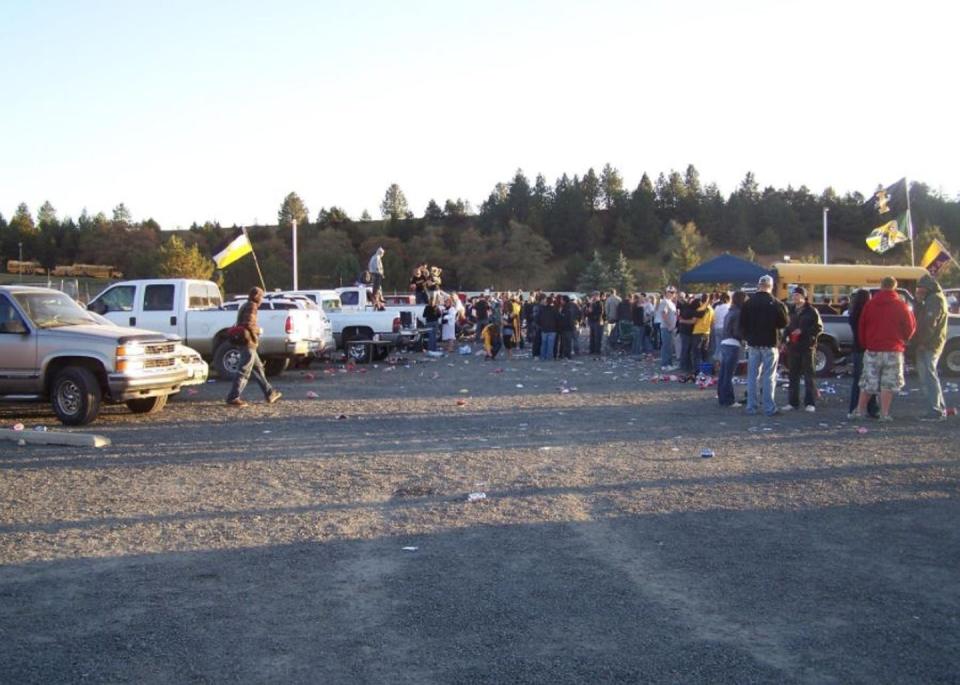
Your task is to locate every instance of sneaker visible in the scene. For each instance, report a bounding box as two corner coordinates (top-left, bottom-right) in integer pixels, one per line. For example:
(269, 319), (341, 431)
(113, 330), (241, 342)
(804, 405), (816, 413)
(920, 413), (946, 422)
(780, 404), (794, 412)
(731, 402), (744, 408)
(226, 398), (247, 407)
(847, 410), (864, 420)
(878, 414), (894, 422)
(266, 390), (283, 404)
(765, 409), (781, 417)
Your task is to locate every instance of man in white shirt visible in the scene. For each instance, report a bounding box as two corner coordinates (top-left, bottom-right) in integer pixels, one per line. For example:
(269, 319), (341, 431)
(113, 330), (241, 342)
(658, 287), (678, 369)
(712, 292), (731, 362)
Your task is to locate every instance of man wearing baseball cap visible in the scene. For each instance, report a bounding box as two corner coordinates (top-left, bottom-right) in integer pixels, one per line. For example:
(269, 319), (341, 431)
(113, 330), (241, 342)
(783, 286), (823, 412)
(658, 286), (679, 370)
(738, 274), (789, 416)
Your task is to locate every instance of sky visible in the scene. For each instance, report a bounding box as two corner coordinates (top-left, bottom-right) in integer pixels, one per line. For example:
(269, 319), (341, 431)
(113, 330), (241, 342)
(1, 0), (958, 229)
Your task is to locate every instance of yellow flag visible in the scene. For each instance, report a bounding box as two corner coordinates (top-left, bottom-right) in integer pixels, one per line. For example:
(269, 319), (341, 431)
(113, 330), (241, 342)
(213, 231), (253, 269)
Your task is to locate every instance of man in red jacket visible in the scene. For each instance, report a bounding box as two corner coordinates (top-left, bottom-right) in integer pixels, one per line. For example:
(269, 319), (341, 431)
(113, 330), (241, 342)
(853, 277), (916, 421)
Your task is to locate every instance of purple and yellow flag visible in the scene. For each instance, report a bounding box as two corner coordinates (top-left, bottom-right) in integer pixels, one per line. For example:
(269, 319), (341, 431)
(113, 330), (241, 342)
(920, 239), (953, 276)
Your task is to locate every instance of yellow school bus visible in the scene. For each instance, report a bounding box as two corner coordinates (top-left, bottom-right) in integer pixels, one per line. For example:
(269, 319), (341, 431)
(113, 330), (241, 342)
(770, 263), (928, 303)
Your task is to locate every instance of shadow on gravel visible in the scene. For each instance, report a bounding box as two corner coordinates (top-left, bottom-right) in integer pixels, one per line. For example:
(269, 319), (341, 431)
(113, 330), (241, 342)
(2, 393), (950, 472)
(1, 498), (958, 684)
(2, 458), (957, 537)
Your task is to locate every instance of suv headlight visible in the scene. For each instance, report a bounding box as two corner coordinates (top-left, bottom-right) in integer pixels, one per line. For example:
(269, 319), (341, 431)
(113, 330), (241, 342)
(116, 343), (145, 373)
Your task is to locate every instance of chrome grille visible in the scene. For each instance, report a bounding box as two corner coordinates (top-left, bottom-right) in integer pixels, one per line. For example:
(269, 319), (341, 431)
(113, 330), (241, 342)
(144, 342), (176, 356)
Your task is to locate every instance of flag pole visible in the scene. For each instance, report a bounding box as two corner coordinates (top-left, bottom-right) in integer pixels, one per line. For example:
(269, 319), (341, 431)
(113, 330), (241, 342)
(244, 226), (267, 291)
(905, 177), (915, 266)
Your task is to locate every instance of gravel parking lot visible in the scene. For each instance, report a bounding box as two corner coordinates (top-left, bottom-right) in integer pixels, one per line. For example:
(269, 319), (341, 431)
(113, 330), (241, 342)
(2, 350), (959, 683)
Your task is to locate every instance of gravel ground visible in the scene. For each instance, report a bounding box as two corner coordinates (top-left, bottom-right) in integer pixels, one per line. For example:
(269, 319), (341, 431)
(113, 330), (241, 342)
(1, 348), (959, 683)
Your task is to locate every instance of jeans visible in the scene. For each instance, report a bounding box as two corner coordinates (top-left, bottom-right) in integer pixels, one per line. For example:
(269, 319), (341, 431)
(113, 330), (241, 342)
(642, 326), (654, 353)
(689, 333), (705, 373)
(679, 333), (692, 372)
(631, 327), (644, 355)
(559, 330), (574, 359)
(717, 343), (740, 405)
(588, 320), (603, 354)
(540, 331), (557, 360)
(787, 347), (816, 407)
(916, 348), (946, 415)
(653, 323), (661, 350)
(607, 322), (619, 349)
(848, 350), (879, 416)
(227, 347), (274, 401)
(474, 317), (488, 343)
(660, 329), (674, 367)
(426, 322), (439, 351)
(746, 346), (779, 415)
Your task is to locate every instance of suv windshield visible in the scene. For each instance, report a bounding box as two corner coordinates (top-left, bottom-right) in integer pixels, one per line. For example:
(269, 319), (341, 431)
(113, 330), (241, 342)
(14, 291), (98, 328)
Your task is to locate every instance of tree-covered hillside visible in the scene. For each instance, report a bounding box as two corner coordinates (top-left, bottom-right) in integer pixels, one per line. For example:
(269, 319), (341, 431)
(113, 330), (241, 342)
(3, 166), (959, 292)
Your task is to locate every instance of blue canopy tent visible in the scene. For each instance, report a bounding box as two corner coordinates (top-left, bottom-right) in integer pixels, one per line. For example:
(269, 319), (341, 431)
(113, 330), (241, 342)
(679, 254), (771, 286)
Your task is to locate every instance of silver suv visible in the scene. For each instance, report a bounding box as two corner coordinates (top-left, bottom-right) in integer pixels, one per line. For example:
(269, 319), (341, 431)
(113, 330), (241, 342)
(0, 285), (190, 425)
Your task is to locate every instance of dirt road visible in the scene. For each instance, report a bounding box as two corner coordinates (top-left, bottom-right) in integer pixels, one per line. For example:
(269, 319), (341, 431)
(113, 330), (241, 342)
(2, 351), (958, 683)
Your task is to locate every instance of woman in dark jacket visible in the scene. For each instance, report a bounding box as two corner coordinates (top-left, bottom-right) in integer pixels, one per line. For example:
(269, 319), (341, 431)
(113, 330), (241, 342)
(717, 291), (746, 406)
(847, 289), (880, 418)
(422, 294), (443, 352)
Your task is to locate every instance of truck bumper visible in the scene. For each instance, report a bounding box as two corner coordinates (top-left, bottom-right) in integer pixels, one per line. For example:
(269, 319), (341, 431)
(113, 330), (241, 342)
(108, 371), (189, 402)
(286, 339), (321, 357)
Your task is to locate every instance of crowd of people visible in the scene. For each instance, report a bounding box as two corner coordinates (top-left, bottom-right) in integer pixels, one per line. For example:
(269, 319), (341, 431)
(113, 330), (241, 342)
(413, 270), (952, 423)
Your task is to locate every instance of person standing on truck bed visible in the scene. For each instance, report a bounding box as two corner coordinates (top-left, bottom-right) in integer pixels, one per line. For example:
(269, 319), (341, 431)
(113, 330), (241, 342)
(226, 287), (282, 407)
(368, 247), (385, 301)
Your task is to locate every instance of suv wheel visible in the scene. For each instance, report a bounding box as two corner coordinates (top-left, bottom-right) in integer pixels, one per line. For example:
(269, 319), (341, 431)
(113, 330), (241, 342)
(51, 366), (102, 425)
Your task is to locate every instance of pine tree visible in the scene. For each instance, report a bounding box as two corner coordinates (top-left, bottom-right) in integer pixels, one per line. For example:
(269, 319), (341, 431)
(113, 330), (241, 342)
(576, 250), (612, 292)
(278, 192), (309, 228)
(380, 184), (409, 221)
(608, 250), (637, 294)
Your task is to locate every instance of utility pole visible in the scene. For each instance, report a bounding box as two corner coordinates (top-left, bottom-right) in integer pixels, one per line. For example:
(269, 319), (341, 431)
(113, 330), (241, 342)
(822, 207), (829, 264)
(18, 241), (23, 281)
(292, 219), (299, 291)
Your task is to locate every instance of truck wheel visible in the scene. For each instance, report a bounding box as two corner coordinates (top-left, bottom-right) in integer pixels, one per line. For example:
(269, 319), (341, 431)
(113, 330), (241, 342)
(51, 367), (102, 426)
(814, 343), (835, 376)
(264, 357), (290, 377)
(343, 336), (372, 364)
(940, 343), (960, 377)
(126, 394), (168, 414)
(213, 341), (244, 378)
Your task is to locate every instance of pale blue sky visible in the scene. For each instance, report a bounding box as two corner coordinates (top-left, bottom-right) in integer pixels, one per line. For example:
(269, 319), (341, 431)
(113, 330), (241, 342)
(2, 0), (957, 229)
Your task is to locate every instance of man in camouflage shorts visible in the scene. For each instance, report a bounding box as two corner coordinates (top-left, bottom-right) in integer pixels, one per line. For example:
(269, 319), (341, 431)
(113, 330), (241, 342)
(860, 351), (905, 394)
(854, 276), (916, 421)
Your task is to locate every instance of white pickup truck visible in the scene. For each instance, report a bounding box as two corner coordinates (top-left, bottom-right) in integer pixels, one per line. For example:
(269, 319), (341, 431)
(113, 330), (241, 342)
(279, 287), (423, 362)
(88, 279), (329, 377)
